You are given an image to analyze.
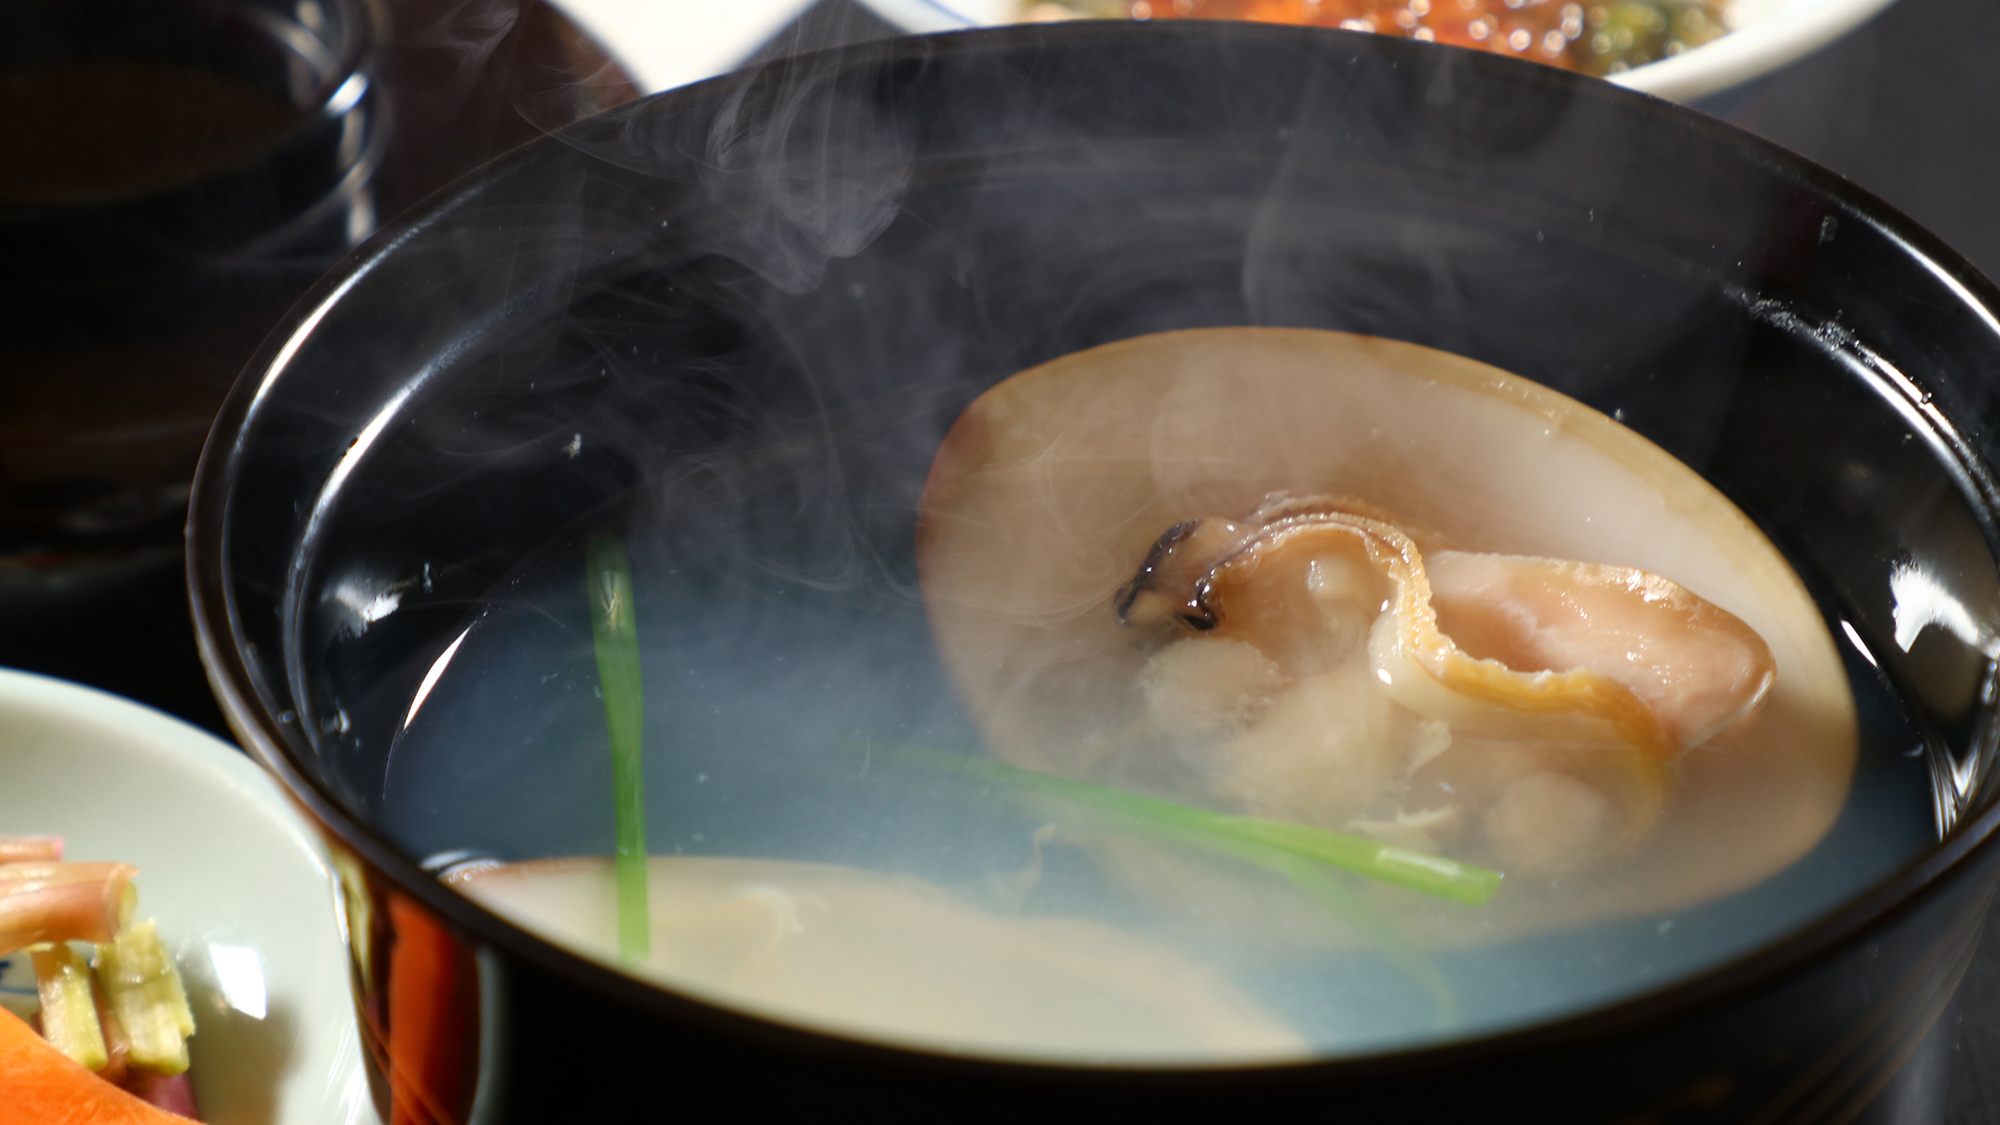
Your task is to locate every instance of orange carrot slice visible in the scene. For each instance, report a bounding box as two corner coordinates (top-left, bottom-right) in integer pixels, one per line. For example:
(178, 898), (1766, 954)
(0, 1007), (192, 1124)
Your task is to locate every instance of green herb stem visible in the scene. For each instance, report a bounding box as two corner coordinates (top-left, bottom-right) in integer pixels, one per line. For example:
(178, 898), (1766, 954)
(588, 531), (649, 963)
(859, 740), (1466, 1027)
(857, 742), (1501, 906)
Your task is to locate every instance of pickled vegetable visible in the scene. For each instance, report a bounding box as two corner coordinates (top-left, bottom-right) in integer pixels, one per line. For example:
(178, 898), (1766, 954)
(93, 922), (194, 1077)
(30, 944), (107, 1073)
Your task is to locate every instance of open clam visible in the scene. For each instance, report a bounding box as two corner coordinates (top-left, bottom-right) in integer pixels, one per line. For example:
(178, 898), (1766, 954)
(451, 857), (1306, 1064)
(917, 327), (1856, 940)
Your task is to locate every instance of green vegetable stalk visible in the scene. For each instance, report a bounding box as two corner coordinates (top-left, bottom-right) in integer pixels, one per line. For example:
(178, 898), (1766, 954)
(859, 741), (1473, 1027)
(860, 742), (1501, 905)
(587, 531), (649, 964)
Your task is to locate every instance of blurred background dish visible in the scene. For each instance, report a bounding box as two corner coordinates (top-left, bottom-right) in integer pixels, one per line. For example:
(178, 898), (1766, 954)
(1596, 0), (1902, 98)
(554, 0), (1900, 99)
(0, 669), (372, 1125)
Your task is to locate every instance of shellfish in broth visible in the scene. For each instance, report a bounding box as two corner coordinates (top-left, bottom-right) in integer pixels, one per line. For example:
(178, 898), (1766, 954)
(917, 327), (1856, 941)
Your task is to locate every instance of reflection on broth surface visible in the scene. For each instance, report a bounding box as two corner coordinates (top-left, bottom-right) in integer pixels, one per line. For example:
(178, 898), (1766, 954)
(386, 329), (1932, 1064)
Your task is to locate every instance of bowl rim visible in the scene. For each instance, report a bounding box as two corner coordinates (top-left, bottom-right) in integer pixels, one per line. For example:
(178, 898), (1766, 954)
(189, 19), (2000, 1085)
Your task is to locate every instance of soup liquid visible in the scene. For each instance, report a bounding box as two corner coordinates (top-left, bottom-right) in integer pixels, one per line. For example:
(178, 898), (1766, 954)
(381, 535), (1933, 1061)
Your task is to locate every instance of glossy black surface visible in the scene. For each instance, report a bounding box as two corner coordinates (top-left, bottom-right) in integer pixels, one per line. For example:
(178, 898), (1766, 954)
(191, 23), (2000, 1120)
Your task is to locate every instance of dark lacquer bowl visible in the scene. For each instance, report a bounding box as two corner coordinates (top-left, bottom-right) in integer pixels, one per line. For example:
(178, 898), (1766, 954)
(189, 22), (2000, 1121)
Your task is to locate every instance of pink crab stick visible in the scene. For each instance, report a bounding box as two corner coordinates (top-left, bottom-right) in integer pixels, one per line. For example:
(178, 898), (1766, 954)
(0, 863), (137, 955)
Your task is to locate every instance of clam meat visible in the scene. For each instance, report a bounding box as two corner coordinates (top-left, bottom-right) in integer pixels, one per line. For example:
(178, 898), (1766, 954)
(916, 327), (1855, 939)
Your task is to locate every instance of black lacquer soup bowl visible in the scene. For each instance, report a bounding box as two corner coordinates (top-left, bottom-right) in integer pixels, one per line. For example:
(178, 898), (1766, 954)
(191, 22), (2000, 1122)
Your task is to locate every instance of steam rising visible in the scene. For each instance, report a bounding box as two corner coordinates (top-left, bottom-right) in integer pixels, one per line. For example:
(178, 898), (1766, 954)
(550, 51), (915, 295)
(395, 0), (524, 122)
(700, 71), (914, 295)
(262, 25), (1969, 1066)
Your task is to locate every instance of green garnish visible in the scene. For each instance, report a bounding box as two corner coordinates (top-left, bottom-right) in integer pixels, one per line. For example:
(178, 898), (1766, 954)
(859, 740), (1470, 1026)
(857, 742), (1501, 906)
(587, 531), (649, 964)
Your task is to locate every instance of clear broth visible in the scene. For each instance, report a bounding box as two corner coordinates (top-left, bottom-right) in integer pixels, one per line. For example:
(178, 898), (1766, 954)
(379, 520), (1933, 1060)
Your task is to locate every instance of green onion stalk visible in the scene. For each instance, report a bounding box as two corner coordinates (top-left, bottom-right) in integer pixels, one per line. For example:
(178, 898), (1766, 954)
(588, 532), (649, 964)
(855, 741), (1492, 1027)
(857, 742), (1500, 905)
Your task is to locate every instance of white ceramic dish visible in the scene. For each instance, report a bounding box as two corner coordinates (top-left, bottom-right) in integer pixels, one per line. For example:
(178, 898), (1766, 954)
(1626, 0), (1899, 101)
(0, 671), (374, 1125)
(552, 0), (1892, 100)
(858, 0), (1901, 102)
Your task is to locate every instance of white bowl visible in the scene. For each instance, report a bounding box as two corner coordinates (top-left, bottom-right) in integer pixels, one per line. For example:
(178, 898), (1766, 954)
(0, 671), (374, 1125)
(860, 0), (1900, 102)
(1622, 0), (1897, 101)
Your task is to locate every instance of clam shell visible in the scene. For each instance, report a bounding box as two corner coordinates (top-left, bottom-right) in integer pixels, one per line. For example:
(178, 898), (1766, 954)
(451, 857), (1305, 1063)
(917, 327), (1856, 941)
